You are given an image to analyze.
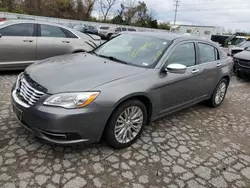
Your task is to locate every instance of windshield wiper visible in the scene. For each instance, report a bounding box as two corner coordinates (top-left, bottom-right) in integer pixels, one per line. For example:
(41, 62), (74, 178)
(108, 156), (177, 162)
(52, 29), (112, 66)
(99, 55), (128, 64)
(91, 51), (100, 57)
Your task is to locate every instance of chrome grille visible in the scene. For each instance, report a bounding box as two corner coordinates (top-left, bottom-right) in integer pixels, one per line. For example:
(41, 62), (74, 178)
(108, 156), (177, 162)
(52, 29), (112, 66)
(19, 77), (45, 106)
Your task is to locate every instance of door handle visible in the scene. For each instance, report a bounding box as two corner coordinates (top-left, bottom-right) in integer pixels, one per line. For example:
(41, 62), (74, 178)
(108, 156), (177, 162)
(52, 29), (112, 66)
(62, 41), (70, 43)
(217, 63), (222, 67)
(23, 40), (33, 43)
(192, 69), (200, 74)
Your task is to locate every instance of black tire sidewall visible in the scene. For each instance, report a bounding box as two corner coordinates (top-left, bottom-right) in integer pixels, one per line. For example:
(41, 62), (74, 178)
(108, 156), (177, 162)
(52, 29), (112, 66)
(211, 79), (228, 108)
(105, 100), (147, 149)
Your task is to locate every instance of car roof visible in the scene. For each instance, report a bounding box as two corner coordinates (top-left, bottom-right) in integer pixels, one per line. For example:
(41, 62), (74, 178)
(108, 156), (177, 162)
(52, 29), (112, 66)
(2, 19), (72, 29)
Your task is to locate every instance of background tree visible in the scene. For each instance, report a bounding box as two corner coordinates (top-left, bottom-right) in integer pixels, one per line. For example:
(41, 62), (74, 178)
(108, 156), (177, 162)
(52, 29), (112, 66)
(99, 0), (116, 21)
(83, 0), (96, 20)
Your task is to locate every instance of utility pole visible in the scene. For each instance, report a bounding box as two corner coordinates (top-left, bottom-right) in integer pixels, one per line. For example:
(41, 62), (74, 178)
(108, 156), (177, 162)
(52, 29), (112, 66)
(173, 0), (180, 25)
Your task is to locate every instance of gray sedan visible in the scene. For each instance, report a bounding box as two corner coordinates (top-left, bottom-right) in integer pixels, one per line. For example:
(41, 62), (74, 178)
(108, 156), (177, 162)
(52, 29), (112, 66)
(0, 20), (101, 70)
(11, 32), (233, 149)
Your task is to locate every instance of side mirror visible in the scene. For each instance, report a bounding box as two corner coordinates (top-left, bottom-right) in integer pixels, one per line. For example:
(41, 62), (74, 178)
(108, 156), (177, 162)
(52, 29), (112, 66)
(228, 42), (232, 45)
(0, 33), (2, 38)
(165, 63), (187, 74)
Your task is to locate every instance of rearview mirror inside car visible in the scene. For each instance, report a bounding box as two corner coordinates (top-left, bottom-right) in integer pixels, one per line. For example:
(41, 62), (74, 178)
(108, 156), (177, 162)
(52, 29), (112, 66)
(166, 63), (187, 74)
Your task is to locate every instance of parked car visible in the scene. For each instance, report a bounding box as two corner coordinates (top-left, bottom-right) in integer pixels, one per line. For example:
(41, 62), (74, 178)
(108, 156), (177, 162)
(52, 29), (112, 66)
(233, 47), (250, 77)
(0, 20), (101, 70)
(73, 24), (98, 35)
(107, 28), (137, 40)
(211, 34), (247, 48)
(97, 26), (113, 39)
(11, 32), (232, 149)
(228, 41), (250, 56)
(114, 27), (136, 34)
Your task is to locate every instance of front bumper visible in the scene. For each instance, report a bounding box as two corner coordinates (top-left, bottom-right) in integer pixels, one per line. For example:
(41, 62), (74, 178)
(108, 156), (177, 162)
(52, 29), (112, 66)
(11, 87), (114, 145)
(235, 64), (250, 75)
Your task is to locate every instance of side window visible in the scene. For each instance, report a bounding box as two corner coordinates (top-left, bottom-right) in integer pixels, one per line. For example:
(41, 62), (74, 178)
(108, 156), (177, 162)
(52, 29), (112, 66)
(204, 31), (211, 35)
(116, 28), (121, 32)
(0, 23), (34, 36)
(61, 28), (78, 38)
(122, 28), (127, 31)
(198, 43), (216, 63)
(167, 43), (196, 67)
(40, 25), (66, 38)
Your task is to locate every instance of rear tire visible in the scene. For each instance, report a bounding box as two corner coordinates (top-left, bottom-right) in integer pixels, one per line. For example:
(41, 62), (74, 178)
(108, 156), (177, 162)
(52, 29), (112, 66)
(207, 78), (228, 108)
(107, 33), (112, 40)
(105, 100), (147, 149)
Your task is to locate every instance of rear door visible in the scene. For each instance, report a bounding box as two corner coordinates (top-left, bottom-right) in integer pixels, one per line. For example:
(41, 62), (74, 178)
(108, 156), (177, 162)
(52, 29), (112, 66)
(197, 42), (222, 97)
(37, 24), (74, 60)
(0, 23), (37, 68)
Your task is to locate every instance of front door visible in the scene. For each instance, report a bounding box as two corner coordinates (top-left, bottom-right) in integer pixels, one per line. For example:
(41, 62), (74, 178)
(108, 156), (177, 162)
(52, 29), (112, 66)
(158, 42), (205, 115)
(0, 23), (37, 68)
(37, 24), (73, 60)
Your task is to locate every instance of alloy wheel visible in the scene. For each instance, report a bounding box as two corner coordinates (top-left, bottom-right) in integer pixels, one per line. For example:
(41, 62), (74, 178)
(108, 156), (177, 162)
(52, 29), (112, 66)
(215, 82), (227, 105)
(114, 106), (143, 143)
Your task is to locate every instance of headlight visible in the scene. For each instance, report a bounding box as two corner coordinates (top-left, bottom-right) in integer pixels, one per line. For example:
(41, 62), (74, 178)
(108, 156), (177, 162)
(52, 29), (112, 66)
(43, 92), (100, 109)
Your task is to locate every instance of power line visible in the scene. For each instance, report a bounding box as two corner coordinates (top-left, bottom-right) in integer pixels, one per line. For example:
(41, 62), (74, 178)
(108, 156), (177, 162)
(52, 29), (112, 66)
(178, 7), (250, 11)
(150, 0), (249, 7)
(180, 0), (249, 2)
(173, 0), (180, 25)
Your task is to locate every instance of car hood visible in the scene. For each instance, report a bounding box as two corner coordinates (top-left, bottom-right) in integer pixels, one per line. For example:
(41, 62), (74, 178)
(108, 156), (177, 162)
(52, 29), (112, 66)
(231, 47), (244, 51)
(234, 50), (250, 60)
(25, 53), (147, 94)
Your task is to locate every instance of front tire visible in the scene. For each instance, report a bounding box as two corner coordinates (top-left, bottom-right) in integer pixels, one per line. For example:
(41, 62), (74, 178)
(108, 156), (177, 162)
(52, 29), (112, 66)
(236, 70), (243, 78)
(207, 78), (228, 108)
(105, 100), (147, 149)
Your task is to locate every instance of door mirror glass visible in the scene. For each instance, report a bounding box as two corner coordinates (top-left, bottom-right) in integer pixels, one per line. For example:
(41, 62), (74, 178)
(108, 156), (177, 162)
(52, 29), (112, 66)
(166, 63), (187, 74)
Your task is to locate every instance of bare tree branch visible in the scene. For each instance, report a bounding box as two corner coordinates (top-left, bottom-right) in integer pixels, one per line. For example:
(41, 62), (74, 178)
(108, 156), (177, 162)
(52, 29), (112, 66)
(99, 0), (117, 21)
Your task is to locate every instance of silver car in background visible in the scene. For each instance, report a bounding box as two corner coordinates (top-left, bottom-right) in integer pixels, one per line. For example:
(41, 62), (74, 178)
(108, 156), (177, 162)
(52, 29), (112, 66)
(0, 20), (101, 70)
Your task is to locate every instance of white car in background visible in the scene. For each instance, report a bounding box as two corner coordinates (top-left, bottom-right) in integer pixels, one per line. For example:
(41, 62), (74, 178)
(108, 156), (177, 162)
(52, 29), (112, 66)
(97, 26), (114, 39)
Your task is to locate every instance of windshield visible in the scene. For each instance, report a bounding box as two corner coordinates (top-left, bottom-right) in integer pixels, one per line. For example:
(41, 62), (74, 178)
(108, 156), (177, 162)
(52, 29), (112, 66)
(230, 38), (246, 46)
(94, 34), (170, 68)
(237, 41), (250, 48)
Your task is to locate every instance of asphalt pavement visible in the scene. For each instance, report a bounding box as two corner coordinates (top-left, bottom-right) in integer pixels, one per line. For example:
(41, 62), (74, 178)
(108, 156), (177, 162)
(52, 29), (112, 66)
(0, 73), (250, 188)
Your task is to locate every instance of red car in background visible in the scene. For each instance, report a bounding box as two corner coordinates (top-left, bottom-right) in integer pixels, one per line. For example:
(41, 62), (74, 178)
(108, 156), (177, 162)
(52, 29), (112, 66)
(0, 18), (6, 22)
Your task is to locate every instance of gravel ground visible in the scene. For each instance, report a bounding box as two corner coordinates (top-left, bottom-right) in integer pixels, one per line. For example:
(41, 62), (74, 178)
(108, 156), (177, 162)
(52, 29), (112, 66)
(0, 73), (250, 188)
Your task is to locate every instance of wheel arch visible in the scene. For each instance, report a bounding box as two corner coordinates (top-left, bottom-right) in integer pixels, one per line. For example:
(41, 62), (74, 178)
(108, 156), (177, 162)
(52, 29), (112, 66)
(107, 93), (154, 128)
(222, 75), (230, 84)
(101, 93), (154, 142)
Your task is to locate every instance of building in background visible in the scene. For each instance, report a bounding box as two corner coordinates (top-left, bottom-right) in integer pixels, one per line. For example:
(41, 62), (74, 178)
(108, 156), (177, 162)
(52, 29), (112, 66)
(170, 24), (223, 39)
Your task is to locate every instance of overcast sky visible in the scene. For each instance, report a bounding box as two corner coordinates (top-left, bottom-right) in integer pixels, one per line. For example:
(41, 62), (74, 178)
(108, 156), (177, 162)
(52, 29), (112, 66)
(93, 0), (250, 32)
